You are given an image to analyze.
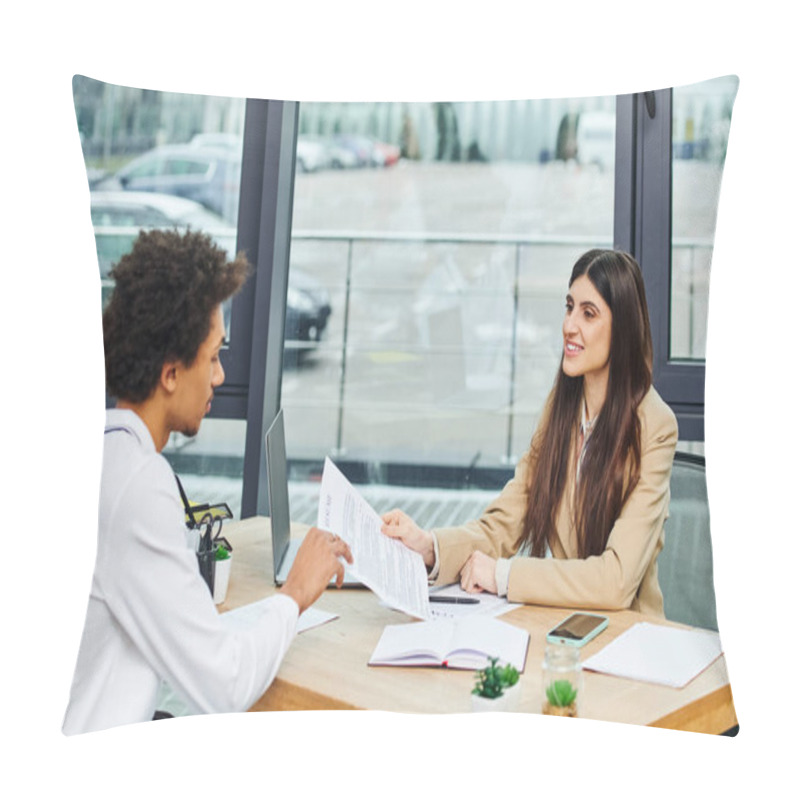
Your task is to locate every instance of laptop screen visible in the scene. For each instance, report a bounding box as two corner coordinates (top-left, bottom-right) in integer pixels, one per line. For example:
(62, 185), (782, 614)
(265, 409), (291, 580)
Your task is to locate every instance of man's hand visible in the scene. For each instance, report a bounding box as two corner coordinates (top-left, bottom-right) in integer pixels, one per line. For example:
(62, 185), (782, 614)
(278, 527), (353, 614)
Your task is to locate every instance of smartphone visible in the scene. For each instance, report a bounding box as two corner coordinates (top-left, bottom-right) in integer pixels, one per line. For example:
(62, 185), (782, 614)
(546, 612), (609, 647)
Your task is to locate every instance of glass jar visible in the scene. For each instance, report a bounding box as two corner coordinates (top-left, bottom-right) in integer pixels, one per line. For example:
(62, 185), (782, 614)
(541, 644), (583, 717)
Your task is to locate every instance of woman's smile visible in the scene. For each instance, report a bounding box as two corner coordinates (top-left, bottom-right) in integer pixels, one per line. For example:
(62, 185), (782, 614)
(561, 275), (612, 385)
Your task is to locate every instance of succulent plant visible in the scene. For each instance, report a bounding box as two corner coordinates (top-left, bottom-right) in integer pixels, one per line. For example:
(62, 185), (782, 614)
(214, 544), (231, 561)
(501, 663), (519, 687)
(545, 679), (578, 708)
(472, 657), (520, 699)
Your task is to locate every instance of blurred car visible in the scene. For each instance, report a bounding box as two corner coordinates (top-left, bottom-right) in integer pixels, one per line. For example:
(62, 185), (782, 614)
(93, 143), (242, 223)
(90, 191), (234, 278)
(90, 191), (331, 364)
(330, 134), (384, 167)
(296, 135), (332, 173)
(329, 135), (401, 168)
(324, 138), (359, 169)
(372, 139), (400, 167)
(189, 132), (242, 152)
(284, 268), (332, 366)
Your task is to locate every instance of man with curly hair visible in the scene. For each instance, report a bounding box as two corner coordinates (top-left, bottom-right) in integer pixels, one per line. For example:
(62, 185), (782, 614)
(63, 229), (351, 735)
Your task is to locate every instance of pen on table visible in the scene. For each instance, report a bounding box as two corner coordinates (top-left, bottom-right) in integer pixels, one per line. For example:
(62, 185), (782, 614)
(429, 596), (480, 605)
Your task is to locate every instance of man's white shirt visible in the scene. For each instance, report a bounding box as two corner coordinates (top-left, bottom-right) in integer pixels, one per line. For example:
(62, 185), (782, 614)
(62, 409), (298, 735)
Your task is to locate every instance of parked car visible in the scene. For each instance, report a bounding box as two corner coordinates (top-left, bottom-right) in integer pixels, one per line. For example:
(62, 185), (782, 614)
(90, 191), (234, 277)
(296, 135), (332, 173)
(330, 134), (384, 167)
(90, 191), (331, 365)
(284, 268), (332, 366)
(93, 143), (242, 223)
(188, 132), (242, 152)
(371, 139), (401, 167)
(328, 135), (401, 168)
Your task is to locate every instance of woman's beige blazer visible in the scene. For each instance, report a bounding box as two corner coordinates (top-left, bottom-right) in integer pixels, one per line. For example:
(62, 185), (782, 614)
(432, 386), (678, 617)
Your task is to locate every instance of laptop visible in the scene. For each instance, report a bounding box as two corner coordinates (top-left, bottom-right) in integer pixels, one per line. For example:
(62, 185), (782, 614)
(266, 409), (362, 588)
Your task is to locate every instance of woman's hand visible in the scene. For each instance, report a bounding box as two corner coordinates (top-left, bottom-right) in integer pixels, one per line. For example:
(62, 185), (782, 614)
(380, 509), (435, 568)
(459, 551), (498, 595)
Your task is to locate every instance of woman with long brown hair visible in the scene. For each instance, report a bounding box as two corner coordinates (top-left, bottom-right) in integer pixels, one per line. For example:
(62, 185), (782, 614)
(381, 249), (678, 616)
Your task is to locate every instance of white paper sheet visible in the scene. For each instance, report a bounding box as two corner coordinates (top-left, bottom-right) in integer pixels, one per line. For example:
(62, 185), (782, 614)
(428, 583), (521, 619)
(221, 598), (338, 633)
(317, 457), (431, 619)
(581, 621), (723, 688)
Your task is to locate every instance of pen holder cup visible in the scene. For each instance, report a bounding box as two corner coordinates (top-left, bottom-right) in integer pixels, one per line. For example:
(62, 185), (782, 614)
(196, 546), (217, 596)
(213, 554), (232, 604)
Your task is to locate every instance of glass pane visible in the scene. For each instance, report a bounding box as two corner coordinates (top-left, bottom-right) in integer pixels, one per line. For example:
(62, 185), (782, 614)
(73, 76), (244, 327)
(73, 77), (247, 513)
(286, 97), (616, 510)
(671, 76), (738, 360)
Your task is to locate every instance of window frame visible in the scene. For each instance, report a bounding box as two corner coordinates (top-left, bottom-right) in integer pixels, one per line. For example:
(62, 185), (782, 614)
(227, 91), (707, 515)
(232, 98), (299, 518)
(614, 90), (705, 441)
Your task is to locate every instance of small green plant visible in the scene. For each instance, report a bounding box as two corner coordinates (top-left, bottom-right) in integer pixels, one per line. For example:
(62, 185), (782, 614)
(214, 545), (231, 561)
(545, 679), (578, 708)
(472, 657), (520, 699)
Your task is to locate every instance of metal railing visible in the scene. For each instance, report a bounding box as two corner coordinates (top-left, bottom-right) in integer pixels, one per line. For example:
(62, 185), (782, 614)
(288, 231), (713, 462)
(92, 225), (711, 466)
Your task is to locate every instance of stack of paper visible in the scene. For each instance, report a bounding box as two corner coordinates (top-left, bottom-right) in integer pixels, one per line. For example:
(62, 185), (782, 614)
(581, 622), (723, 688)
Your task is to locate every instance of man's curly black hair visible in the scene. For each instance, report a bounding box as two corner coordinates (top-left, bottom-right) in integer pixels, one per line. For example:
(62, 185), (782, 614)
(103, 228), (251, 403)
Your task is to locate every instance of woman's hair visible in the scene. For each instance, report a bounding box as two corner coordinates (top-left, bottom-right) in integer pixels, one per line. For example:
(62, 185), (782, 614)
(103, 228), (251, 403)
(520, 249), (653, 558)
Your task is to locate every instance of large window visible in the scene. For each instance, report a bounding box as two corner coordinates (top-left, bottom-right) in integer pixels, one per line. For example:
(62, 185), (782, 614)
(614, 77), (738, 446)
(74, 76), (248, 507)
(282, 97), (617, 522)
(74, 77), (736, 519)
(671, 76), (738, 361)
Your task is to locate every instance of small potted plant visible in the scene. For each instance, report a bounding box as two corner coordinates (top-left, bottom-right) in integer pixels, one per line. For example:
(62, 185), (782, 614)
(471, 657), (521, 712)
(542, 679), (579, 717)
(541, 643), (582, 717)
(212, 544), (232, 604)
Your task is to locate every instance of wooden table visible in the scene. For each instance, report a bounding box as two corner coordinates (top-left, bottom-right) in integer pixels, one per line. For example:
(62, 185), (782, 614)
(219, 517), (737, 733)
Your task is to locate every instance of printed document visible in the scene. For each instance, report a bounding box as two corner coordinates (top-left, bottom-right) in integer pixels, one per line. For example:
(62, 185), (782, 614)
(429, 584), (521, 619)
(317, 457), (431, 619)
